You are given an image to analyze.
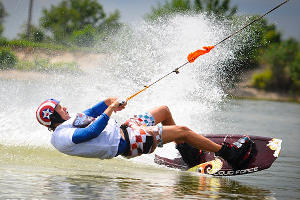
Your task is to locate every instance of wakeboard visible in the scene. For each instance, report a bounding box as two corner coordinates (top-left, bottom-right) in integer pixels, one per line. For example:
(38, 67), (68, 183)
(154, 134), (282, 176)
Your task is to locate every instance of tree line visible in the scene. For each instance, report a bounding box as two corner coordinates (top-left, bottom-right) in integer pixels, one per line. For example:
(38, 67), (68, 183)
(0, 0), (299, 94)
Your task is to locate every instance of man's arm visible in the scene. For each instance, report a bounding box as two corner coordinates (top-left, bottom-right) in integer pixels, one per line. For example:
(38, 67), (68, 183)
(83, 97), (118, 117)
(72, 113), (110, 144)
(72, 98), (126, 144)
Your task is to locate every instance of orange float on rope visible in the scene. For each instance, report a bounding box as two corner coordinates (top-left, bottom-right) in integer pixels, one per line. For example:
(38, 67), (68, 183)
(187, 46), (215, 63)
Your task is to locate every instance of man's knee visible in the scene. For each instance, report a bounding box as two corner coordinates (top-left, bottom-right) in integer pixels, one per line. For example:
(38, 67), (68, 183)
(175, 125), (191, 139)
(159, 105), (171, 114)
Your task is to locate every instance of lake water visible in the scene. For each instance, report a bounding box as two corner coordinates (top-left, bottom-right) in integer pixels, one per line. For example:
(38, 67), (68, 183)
(0, 77), (299, 199)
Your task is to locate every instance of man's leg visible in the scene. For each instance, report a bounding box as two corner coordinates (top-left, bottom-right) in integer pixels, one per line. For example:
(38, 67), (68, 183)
(162, 125), (222, 153)
(148, 105), (185, 144)
(161, 125), (254, 170)
(149, 105), (176, 126)
(144, 106), (253, 170)
(148, 106), (215, 146)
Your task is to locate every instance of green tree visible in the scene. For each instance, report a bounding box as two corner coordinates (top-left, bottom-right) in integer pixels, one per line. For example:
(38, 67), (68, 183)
(0, 1), (7, 35)
(145, 0), (237, 20)
(231, 18), (281, 72)
(0, 47), (17, 69)
(146, 0), (191, 20)
(97, 10), (121, 34)
(255, 38), (299, 91)
(290, 52), (300, 92)
(203, 0), (237, 17)
(40, 0), (121, 43)
(262, 23), (281, 44)
(71, 24), (96, 47)
(18, 25), (45, 42)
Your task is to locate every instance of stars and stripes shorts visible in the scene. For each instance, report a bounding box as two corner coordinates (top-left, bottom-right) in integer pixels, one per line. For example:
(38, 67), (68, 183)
(121, 112), (163, 158)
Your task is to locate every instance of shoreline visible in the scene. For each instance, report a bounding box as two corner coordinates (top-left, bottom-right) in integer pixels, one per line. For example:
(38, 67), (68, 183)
(1, 49), (299, 103)
(228, 87), (300, 103)
(227, 67), (300, 103)
(1, 69), (298, 103)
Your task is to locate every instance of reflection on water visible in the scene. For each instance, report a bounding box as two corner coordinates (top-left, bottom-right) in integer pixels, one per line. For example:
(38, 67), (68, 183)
(174, 174), (272, 199)
(0, 145), (275, 199)
(0, 165), (273, 200)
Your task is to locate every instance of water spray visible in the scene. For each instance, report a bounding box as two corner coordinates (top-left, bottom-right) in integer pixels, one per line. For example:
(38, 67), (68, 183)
(125, 0), (290, 102)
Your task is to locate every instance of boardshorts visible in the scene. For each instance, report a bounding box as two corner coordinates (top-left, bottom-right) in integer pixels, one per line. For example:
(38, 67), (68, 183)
(120, 112), (163, 158)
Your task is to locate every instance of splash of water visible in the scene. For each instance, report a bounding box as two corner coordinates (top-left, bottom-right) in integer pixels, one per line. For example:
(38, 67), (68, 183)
(0, 13), (256, 152)
(101, 14), (240, 129)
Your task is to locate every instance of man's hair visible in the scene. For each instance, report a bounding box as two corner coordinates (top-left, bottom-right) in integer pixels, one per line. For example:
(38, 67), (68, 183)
(48, 111), (66, 131)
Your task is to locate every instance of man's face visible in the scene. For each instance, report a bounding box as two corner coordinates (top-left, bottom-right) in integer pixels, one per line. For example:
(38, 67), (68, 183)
(55, 103), (71, 120)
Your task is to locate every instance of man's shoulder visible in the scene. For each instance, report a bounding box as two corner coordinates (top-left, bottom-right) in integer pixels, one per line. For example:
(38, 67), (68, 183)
(51, 121), (76, 149)
(52, 118), (76, 140)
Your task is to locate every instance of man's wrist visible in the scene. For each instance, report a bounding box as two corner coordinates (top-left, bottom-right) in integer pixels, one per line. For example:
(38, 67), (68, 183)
(108, 104), (118, 111)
